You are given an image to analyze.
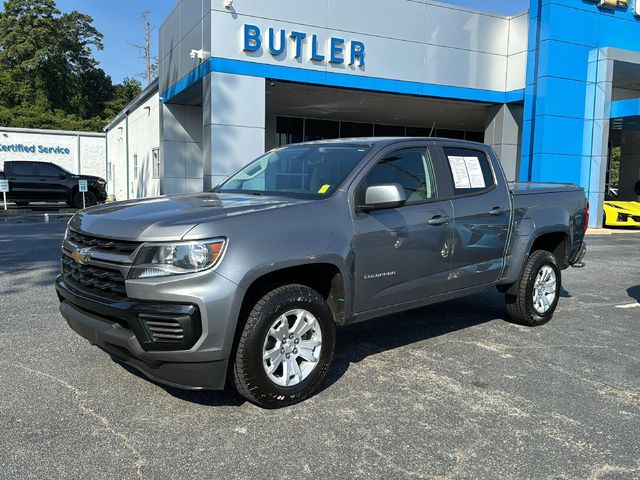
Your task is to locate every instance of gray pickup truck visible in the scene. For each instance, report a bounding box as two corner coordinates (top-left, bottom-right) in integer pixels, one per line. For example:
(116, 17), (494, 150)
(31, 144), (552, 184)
(56, 138), (587, 408)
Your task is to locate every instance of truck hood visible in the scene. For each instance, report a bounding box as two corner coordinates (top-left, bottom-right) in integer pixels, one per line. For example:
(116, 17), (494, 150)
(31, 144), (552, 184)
(76, 174), (105, 182)
(68, 192), (312, 241)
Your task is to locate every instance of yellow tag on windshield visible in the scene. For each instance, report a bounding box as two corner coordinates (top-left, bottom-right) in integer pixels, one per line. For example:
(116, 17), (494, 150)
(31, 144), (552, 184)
(318, 184), (331, 194)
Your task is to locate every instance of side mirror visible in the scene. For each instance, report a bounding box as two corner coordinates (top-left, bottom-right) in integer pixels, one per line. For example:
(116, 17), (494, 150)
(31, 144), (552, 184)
(59, 173), (68, 179)
(360, 184), (406, 211)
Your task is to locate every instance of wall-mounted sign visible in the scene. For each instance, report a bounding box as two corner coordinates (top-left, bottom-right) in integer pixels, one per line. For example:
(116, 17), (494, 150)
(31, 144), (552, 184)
(0, 143), (71, 155)
(243, 24), (365, 67)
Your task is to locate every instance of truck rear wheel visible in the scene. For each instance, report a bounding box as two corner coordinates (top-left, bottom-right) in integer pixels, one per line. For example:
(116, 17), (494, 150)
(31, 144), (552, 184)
(232, 284), (336, 409)
(505, 250), (561, 326)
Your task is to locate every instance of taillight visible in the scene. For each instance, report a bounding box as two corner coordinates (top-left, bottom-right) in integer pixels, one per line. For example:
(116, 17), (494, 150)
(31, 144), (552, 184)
(584, 199), (589, 232)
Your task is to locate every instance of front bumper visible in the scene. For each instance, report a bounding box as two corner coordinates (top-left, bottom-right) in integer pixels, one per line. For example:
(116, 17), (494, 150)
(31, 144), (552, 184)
(55, 275), (228, 390)
(94, 187), (108, 202)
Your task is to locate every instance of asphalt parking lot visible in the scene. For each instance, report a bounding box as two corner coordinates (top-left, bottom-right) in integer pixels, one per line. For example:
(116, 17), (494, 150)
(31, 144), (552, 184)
(0, 216), (638, 480)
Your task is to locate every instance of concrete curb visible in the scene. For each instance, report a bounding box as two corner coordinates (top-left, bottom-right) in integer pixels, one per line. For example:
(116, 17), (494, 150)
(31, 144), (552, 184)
(587, 228), (640, 235)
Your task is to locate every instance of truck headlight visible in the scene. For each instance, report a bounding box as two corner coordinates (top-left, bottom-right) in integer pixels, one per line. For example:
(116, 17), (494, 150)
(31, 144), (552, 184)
(129, 239), (226, 279)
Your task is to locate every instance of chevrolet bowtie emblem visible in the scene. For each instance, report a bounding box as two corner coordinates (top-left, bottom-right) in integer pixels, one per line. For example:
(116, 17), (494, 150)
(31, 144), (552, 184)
(71, 248), (92, 264)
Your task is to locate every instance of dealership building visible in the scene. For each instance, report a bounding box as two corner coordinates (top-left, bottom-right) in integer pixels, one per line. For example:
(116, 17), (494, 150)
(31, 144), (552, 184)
(104, 0), (640, 227)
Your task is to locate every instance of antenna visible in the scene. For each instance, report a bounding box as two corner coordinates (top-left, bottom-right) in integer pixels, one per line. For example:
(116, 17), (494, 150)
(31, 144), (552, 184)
(428, 121), (436, 137)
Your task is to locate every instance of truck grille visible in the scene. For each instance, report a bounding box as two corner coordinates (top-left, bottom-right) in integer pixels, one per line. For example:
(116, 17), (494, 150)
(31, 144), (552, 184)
(67, 229), (140, 255)
(62, 255), (127, 299)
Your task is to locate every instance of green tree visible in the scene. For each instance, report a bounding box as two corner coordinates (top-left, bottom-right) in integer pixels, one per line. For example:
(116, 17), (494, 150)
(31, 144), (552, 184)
(0, 0), (142, 131)
(104, 77), (142, 119)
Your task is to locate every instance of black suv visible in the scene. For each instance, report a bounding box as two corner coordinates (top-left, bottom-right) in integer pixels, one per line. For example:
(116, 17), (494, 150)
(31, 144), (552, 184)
(0, 161), (107, 208)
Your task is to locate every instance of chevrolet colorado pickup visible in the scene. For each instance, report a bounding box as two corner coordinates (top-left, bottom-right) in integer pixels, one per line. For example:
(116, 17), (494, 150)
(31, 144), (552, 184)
(0, 161), (107, 207)
(56, 138), (587, 408)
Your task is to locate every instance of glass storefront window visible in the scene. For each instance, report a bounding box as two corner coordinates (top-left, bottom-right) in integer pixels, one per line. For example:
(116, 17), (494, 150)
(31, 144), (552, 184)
(304, 119), (340, 141)
(465, 131), (485, 142)
(274, 116), (485, 146)
(341, 122), (374, 137)
(276, 117), (304, 146)
(436, 129), (465, 140)
(406, 126), (430, 137)
(374, 124), (405, 136)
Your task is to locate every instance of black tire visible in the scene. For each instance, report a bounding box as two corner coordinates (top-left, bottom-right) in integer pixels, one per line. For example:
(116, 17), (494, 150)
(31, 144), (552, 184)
(14, 201), (29, 207)
(505, 250), (561, 327)
(72, 191), (97, 209)
(232, 284), (336, 409)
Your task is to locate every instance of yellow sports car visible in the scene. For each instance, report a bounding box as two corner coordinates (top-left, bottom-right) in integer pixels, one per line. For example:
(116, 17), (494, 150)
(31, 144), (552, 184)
(603, 201), (640, 227)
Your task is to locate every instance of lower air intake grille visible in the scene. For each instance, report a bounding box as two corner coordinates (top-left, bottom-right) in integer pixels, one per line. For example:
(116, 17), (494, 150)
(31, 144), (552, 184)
(139, 313), (189, 344)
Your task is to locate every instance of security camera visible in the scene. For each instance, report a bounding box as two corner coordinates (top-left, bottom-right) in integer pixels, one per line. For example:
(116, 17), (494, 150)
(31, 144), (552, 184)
(189, 49), (210, 61)
(224, 0), (233, 8)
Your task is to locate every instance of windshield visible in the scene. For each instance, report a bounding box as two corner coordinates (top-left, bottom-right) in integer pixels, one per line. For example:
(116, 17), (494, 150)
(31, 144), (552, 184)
(58, 164), (73, 175)
(215, 144), (372, 199)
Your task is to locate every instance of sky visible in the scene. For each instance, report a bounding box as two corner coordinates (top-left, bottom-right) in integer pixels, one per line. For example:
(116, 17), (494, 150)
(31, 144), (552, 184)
(5, 0), (531, 86)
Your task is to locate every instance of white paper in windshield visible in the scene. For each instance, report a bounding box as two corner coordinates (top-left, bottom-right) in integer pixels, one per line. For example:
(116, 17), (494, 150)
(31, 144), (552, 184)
(448, 156), (471, 189)
(464, 156), (486, 189)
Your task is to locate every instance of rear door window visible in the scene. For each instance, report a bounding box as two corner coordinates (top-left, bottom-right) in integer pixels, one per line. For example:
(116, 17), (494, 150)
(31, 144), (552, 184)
(443, 147), (495, 196)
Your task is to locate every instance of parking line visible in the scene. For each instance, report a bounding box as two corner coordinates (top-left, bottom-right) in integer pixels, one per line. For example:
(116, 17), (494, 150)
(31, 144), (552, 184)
(615, 303), (640, 309)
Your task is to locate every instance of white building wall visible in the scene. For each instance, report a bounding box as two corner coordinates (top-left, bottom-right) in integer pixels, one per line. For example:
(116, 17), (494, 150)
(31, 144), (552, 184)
(159, 0), (529, 97)
(506, 12), (529, 92)
(203, 72), (265, 189)
(105, 89), (161, 201)
(159, 103), (203, 195)
(0, 128), (105, 177)
(106, 124), (126, 200)
(128, 94), (161, 199)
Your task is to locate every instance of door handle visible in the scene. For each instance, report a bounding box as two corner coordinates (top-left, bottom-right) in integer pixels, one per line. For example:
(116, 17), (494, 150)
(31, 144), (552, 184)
(39, 178), (47, 181)
(428, 214), (450, 226)
(489, 207), (505, 216)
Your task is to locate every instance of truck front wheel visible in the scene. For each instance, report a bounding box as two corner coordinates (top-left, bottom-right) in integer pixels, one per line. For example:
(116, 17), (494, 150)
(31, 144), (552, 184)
(72, 191), (97, 209)
(232, 284), (336, 408)
(505, 250), (561, 326)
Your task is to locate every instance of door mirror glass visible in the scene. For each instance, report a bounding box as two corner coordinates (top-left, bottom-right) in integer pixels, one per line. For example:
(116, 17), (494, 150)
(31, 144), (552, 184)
(361, 184), (406, 211)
